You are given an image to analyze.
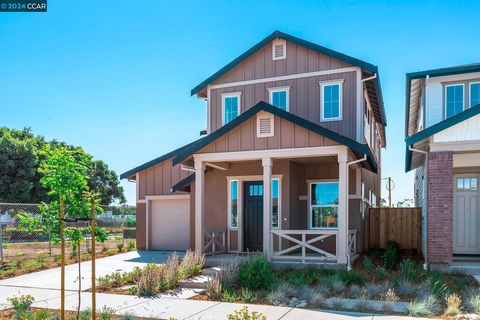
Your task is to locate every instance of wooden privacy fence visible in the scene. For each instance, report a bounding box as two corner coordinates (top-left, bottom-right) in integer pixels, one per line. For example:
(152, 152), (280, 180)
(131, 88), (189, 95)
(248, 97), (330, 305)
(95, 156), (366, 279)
(366, 207), (422, 253)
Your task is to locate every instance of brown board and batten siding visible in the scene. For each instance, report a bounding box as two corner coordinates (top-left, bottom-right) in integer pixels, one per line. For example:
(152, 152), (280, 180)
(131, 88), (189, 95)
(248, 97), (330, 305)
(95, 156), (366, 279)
(198, 115), (340, 154)
(137, 160), (191, 199)
(209, 40), (358, 140)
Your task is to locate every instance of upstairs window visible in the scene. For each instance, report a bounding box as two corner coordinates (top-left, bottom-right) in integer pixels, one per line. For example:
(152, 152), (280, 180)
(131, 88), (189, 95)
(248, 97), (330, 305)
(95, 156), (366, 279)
(470, 82), (480, 107)
(268, 87), (289, 111)
(222, 92), (241, 125)
(445, 84), (464, 118)
(320, 81), (343, 121)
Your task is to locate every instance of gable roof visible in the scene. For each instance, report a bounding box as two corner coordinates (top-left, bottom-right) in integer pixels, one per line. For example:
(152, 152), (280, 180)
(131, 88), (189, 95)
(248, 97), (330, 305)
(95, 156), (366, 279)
(173, 101), (378, 173)
(119, 137), (206, 180)
(405, 103), (480, 172)
(405, 62), (480, 137)
(191, 30), (379, 97)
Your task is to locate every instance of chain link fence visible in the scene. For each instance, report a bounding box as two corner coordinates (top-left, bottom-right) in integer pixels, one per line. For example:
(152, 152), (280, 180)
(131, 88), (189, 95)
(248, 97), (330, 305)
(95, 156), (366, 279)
(0, 203), (136, 270)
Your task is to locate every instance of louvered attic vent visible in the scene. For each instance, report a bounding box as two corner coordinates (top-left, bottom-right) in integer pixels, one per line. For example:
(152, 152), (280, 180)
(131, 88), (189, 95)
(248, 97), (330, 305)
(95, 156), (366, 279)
(257, 112), (274, 137)
(272, 39), (286, 60)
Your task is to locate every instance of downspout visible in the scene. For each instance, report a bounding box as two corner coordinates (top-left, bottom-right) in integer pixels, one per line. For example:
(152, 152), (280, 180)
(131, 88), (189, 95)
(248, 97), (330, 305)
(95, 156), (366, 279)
(346, 155), (368, 271)
(409, 146), (429, 270)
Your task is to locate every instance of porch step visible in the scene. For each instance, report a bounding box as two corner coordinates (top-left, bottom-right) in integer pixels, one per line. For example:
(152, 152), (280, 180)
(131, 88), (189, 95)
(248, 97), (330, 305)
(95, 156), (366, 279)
(202, 267), (221, 276)
(179, 275), (210, 289)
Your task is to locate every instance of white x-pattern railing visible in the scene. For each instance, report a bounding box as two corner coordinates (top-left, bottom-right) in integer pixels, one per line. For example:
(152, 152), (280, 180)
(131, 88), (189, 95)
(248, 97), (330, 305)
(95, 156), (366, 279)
(270, 229), (338, 263)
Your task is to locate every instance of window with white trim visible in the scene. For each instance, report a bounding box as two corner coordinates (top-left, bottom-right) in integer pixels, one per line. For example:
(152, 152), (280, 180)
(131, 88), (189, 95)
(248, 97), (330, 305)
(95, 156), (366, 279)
(470, 82), (480, 107)
(445, 84), (464, 118)
(271, 178), (280, 228)
(320, 82), (342, 121)
(229, 180), (238, 228)
(309, 181), (339, 229)
(269, 87), (289, 111)
(222, 93), (241, 124)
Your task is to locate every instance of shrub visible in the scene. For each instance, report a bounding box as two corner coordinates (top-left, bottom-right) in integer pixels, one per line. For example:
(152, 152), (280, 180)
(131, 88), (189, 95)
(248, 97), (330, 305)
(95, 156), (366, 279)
(207, 276), (222, 299)
(265, 288), (287, 306)
(8, 295), (34, 320)
(127, 240), (136, 251)
(407, 295), (440, 317)
(241, 288), (255, 303)
(382, 288), (399, 314)
(384, 240), (401, 270)
(227, 306), (266, 320)
(137, 264), (162, 296)
(159, 253), (179, 290)
(128, 285), (138, 295)
(399, 260), (419, 281)
(350, 284), (361, 298)
(445, 293), (461, 316)
(217, 257), (240, 290)
(79, 308), (92, 320)
(362, 257), (375, 273)
(331, 280), (345, 294)
(395, 279), (417, 296)
(99, 306), (115, 320)
(222, 290), (240, 302)
(237, 255), (273, 290)
(466, 289), (480, 314)
(431, 280), (449, 299)
(179, 250), (205, 280)
(308, 291), (325, 308)
(375, 266), (387, 280)
(120, 312), (136, 320)
(117, 242), (124, 252)
(365, 282), (389, 299)
(339, 271), (367, 286)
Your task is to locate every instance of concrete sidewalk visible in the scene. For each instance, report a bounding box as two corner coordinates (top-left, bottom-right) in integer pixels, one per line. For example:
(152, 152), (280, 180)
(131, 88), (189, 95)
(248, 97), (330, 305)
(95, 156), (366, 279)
(0, 286), (426, 320)
(0, 251), (177, 291)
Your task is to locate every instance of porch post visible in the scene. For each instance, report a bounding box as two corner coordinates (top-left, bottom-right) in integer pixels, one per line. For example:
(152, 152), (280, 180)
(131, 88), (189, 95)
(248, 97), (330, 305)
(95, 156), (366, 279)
(262, 157), (272, 258)
(194, 158), (205, 252)
(337, 150), (349, 264)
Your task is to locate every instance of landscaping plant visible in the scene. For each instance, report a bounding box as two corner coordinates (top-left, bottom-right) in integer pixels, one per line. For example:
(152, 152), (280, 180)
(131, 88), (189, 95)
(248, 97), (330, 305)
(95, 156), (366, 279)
(227, 306), (266, 320)
(179, 250), (205, 279)
(445, 293), (462, 316)
(207, 275), (222, 299)
(237, 255), (273, 290)
(407, 295), (440, 317)
(8, 295), (34, 320)
(466, 288), (480, 314)
(383, 240), (401, 269)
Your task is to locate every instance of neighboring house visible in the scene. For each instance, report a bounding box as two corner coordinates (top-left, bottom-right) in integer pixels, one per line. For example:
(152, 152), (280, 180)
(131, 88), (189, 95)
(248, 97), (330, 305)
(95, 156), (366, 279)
(121, 31), (386, 267)
(405, 63), (480, 267)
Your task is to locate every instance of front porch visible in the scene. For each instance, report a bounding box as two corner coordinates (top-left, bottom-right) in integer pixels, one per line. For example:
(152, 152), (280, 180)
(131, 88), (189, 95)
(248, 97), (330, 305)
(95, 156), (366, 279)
(193, 145), (368, 267)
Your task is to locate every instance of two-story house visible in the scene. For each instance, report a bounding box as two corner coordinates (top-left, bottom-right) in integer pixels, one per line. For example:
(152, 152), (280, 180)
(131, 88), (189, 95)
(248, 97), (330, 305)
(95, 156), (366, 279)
(405, 63), (480, 268)
(121, 31), (386, 268)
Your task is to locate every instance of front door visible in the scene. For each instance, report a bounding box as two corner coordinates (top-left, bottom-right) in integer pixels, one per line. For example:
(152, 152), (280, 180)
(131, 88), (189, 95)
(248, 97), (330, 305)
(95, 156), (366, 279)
(453, 174), (480, 255)
(244, 181), (263, 252)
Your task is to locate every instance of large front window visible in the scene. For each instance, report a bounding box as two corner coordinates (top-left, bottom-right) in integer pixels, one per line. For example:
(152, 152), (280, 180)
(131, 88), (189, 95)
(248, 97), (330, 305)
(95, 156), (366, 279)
(223, 93), (240, 124)
(309, 181), (339, 228)
(445, 84), (464, 118)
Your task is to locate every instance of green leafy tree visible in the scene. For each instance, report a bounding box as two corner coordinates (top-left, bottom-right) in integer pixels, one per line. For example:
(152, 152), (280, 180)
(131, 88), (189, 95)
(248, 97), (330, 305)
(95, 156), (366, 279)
(0, 127), (125, 205)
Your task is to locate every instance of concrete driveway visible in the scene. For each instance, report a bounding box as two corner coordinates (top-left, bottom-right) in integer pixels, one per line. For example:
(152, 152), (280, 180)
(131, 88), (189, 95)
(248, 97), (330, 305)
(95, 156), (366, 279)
(0, 250), (179, 291)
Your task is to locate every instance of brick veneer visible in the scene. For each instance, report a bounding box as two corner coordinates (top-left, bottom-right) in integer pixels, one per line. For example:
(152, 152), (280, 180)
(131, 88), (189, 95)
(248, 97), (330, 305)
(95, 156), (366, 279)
(427, 151), (453, 264)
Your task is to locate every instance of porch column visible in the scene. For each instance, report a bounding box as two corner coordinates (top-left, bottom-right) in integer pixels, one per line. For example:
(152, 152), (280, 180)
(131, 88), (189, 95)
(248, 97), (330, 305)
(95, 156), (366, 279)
(337, 151), (349, 264)
(262, 157), (272, 258)
(194, 159), (205, 252)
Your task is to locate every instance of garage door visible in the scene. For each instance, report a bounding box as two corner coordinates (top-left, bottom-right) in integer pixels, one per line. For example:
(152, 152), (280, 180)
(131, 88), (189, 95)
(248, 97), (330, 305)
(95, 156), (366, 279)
(150, 198), (190, 251)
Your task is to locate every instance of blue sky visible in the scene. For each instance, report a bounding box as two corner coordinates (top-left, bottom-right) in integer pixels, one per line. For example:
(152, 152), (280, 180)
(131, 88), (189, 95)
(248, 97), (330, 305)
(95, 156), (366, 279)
(1, 0), (479, 205)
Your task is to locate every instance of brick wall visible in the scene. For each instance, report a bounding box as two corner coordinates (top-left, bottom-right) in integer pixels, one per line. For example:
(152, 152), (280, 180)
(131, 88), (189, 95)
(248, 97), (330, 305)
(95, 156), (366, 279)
(427, 151), (453, 264)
